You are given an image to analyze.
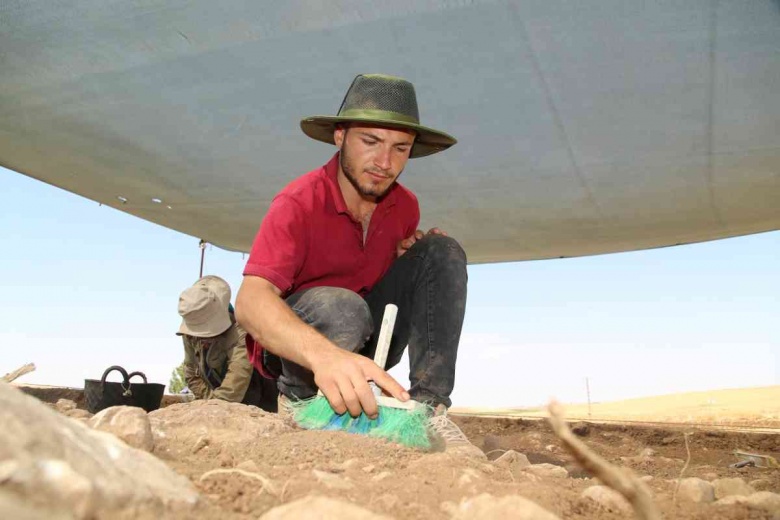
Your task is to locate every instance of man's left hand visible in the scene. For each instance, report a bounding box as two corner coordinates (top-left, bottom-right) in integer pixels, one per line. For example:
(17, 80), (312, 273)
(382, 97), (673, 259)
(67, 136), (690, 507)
(396, 228), (447, 257)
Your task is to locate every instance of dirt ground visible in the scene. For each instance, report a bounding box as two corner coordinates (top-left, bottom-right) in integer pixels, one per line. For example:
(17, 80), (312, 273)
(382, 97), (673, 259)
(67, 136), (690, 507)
(18, 384), (780, 519)
(154, 408), (780, 519)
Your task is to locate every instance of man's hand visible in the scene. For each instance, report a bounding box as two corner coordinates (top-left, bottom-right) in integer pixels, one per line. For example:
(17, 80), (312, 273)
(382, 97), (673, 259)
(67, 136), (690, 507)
(396, 227), (448, 257)
(309, 346), (410, 419)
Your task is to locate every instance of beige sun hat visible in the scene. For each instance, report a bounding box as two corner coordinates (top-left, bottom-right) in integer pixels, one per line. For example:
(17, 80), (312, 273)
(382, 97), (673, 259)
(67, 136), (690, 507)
(177, 275), (232, 337)
(300, 74), (457, 159)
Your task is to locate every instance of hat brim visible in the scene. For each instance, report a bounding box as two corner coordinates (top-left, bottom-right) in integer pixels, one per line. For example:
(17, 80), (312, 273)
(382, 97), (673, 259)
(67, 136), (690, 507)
(176, 310), (231, 338)
(300, 116), (457, 159)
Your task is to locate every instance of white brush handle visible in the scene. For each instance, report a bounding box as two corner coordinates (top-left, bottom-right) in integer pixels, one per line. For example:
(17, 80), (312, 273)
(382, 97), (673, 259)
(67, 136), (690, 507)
(373, 304), (398, 370)
(369, 304), (397, 398)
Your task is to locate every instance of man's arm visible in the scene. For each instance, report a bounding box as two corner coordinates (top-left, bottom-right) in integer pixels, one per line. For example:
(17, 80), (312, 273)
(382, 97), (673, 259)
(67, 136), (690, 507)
(182, 337), (210, 399)
(211, 326), (253, 402)
(235, 276), (409, 419)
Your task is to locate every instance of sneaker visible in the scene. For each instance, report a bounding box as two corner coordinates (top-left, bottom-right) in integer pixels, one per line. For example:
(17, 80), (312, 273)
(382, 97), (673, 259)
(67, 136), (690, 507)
(277, 393), (295, 422)
(428, 404), (486, 460)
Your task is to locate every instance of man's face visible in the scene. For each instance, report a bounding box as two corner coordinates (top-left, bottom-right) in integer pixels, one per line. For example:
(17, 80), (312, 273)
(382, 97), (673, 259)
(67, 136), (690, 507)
(334, 124), (416, 200)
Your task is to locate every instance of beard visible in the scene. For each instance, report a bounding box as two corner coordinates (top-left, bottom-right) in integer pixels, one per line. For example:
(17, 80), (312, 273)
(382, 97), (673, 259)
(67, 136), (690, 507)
(339, 138), (401, 199)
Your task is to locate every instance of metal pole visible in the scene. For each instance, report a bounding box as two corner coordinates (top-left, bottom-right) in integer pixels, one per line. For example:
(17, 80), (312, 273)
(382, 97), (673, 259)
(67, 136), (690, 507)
(199, 239), (206, 278)
(586, 377), (592, 418)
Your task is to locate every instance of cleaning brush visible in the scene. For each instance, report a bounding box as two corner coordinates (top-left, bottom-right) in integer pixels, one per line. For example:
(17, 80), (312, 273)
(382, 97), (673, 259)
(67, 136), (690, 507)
(291, 304), (432, 449)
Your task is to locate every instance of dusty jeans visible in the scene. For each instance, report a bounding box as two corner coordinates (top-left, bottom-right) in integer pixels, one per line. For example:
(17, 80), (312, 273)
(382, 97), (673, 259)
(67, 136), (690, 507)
(277, 234), (467, 408)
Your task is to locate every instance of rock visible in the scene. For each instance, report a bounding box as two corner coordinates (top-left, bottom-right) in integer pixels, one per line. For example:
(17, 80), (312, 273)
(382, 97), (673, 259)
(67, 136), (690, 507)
(715, 495), (748, 506)
(712, 477), (755, 499)
(749, 478), (773, 491)
(744, 492), (780, 513)
(88, 406), (154, 452)
(0, 382), (199, 519)
(362, 464), (376, 473)
(447, 443), (487, 461)
(372, 471), (392, 483)
(63, 409), (93, 420)
(55, 399), (77, 413)
(571, 422), (590, 437)
(581, 485), (632, 514)
(374, 493), (400, 509)
(335, 458), (358, 471)
(660, 435), (676, 445)
(639, 448), (656, 457)
(149, 399), (291, 459)
(676, 477), (715, 503)
(639, 475), (653, 483)
(494, 450), (531, 469)
(312, 469), (354, 490)
(260, 495), (391, 519)
(482, 434), (503, 461)
(451, 493), (560, 519)
(523, 463), (569, 479)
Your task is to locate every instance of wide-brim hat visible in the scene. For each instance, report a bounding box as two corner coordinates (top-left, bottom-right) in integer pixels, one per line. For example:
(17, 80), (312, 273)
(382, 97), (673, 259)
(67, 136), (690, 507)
(300, 74), (457, 159)
(176, 275), (232, 337)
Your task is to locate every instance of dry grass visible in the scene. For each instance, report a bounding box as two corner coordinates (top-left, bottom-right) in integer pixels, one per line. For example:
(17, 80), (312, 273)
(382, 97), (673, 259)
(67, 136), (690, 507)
(453, 386), (780, 428)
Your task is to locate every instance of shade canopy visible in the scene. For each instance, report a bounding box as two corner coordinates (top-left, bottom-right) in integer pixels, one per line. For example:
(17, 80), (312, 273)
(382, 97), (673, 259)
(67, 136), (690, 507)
(2, 1), (779, 263)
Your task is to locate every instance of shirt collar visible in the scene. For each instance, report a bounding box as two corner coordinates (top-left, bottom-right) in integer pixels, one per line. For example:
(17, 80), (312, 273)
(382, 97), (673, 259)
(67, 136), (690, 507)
(324, 153), (398, 216)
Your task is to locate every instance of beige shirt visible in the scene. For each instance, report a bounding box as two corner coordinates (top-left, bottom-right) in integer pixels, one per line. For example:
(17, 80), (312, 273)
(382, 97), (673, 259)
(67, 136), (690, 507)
(181, 317), (253, 402)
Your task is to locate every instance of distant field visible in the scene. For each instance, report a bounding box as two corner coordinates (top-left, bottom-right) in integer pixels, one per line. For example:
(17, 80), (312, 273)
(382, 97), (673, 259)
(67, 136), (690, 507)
(451, 386), (780, 429)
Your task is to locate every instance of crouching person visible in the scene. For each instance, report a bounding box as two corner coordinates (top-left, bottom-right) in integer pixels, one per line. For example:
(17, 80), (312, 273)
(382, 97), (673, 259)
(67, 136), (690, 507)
(177, 276), (278, 412)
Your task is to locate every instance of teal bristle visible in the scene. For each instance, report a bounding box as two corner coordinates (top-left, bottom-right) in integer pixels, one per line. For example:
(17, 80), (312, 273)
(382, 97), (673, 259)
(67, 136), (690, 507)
(292, 395), (431, 449)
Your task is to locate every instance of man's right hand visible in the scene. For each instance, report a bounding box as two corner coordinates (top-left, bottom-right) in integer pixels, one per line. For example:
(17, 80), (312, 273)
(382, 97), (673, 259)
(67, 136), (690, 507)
(309, 346), (410, 419)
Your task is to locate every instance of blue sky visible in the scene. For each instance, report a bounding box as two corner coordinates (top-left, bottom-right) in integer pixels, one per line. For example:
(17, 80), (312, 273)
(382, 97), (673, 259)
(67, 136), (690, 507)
(2, 165), (778, 408)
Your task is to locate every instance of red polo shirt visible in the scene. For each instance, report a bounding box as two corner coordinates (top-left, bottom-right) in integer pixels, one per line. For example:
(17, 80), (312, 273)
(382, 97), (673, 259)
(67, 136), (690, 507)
(243, 153), (420, 297)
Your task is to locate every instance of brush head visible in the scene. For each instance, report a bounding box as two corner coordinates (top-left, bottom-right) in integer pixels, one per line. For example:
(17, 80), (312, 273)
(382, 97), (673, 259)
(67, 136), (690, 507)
(291, 395), (432, 449)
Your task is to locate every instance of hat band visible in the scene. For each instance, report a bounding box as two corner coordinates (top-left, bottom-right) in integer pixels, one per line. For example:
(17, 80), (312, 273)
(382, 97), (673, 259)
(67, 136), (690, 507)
(337, 108), (419, 125)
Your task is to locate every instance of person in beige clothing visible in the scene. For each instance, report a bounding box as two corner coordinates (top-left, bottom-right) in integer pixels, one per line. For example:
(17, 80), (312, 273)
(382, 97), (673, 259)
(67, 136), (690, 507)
(177, 276), (277, 411)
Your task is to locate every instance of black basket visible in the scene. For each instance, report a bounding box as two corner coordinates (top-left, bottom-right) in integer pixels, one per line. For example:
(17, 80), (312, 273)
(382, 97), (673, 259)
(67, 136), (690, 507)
(84, 365), (165, 413)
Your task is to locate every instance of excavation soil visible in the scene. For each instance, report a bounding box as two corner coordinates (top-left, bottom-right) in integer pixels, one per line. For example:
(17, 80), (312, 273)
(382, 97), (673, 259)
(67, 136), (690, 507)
(141, 401), (780, 520)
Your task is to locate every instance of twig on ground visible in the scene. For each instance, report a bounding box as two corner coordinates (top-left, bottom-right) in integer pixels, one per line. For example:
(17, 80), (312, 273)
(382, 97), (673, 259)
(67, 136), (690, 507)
(1, 363), (36, 383)
(672, 432), (692, 510)
(484, 448), (507, 459)
(199, 468), (278, 496)
(547, 400), (661, 520)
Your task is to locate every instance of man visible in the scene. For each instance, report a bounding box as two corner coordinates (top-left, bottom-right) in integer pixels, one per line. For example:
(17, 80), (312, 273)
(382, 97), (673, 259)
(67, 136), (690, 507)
(178, 275), (277, 412)
(236, 74), (480, 455)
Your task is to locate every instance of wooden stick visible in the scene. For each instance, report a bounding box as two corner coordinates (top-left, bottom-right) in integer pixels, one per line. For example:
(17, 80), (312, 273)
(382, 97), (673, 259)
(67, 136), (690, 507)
(547, 400), (661, 520)
(1, 363), (36, 383)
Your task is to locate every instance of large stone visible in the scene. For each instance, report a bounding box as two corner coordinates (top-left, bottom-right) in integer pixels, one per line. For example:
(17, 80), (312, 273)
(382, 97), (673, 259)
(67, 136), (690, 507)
(523, 463), (569, 479)
(744, 492), (780, 514)
(88, 406), (154, 452)
(451, 493), (560, 520)
(581, 485), (632, 514)
(0, 382), (199, 519)
(55, 399), (77, 413)
(149, 399), (291, 459)
(677, 477), (715, 503)
(259, 495), (391, 519)
(712, 477), (755, 499)
(494, 450), (531, 469)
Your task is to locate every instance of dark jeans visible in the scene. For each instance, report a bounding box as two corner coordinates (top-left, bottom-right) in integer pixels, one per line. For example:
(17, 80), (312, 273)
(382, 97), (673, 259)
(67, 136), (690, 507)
(277, 234), (467, 408)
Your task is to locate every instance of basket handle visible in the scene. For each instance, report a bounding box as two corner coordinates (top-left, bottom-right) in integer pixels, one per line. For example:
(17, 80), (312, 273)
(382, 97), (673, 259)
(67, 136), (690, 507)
(100, 365), (132, 397)
(127, 371), (148, 384)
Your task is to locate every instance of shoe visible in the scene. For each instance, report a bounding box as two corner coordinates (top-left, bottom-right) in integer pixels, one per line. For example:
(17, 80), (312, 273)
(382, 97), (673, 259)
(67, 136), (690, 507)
(428, 404), (486, 460)
(277, 393), (295, 421)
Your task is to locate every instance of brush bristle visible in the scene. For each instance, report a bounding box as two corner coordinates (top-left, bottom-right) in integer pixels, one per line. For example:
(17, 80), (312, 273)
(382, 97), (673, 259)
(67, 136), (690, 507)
(292, 396), (431, 449)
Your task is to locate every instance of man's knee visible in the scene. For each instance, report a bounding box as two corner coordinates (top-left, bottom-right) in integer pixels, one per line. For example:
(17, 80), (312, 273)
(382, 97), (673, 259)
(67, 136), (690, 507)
(415, 234), (467, 266)
(290, 287), (373, 351)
